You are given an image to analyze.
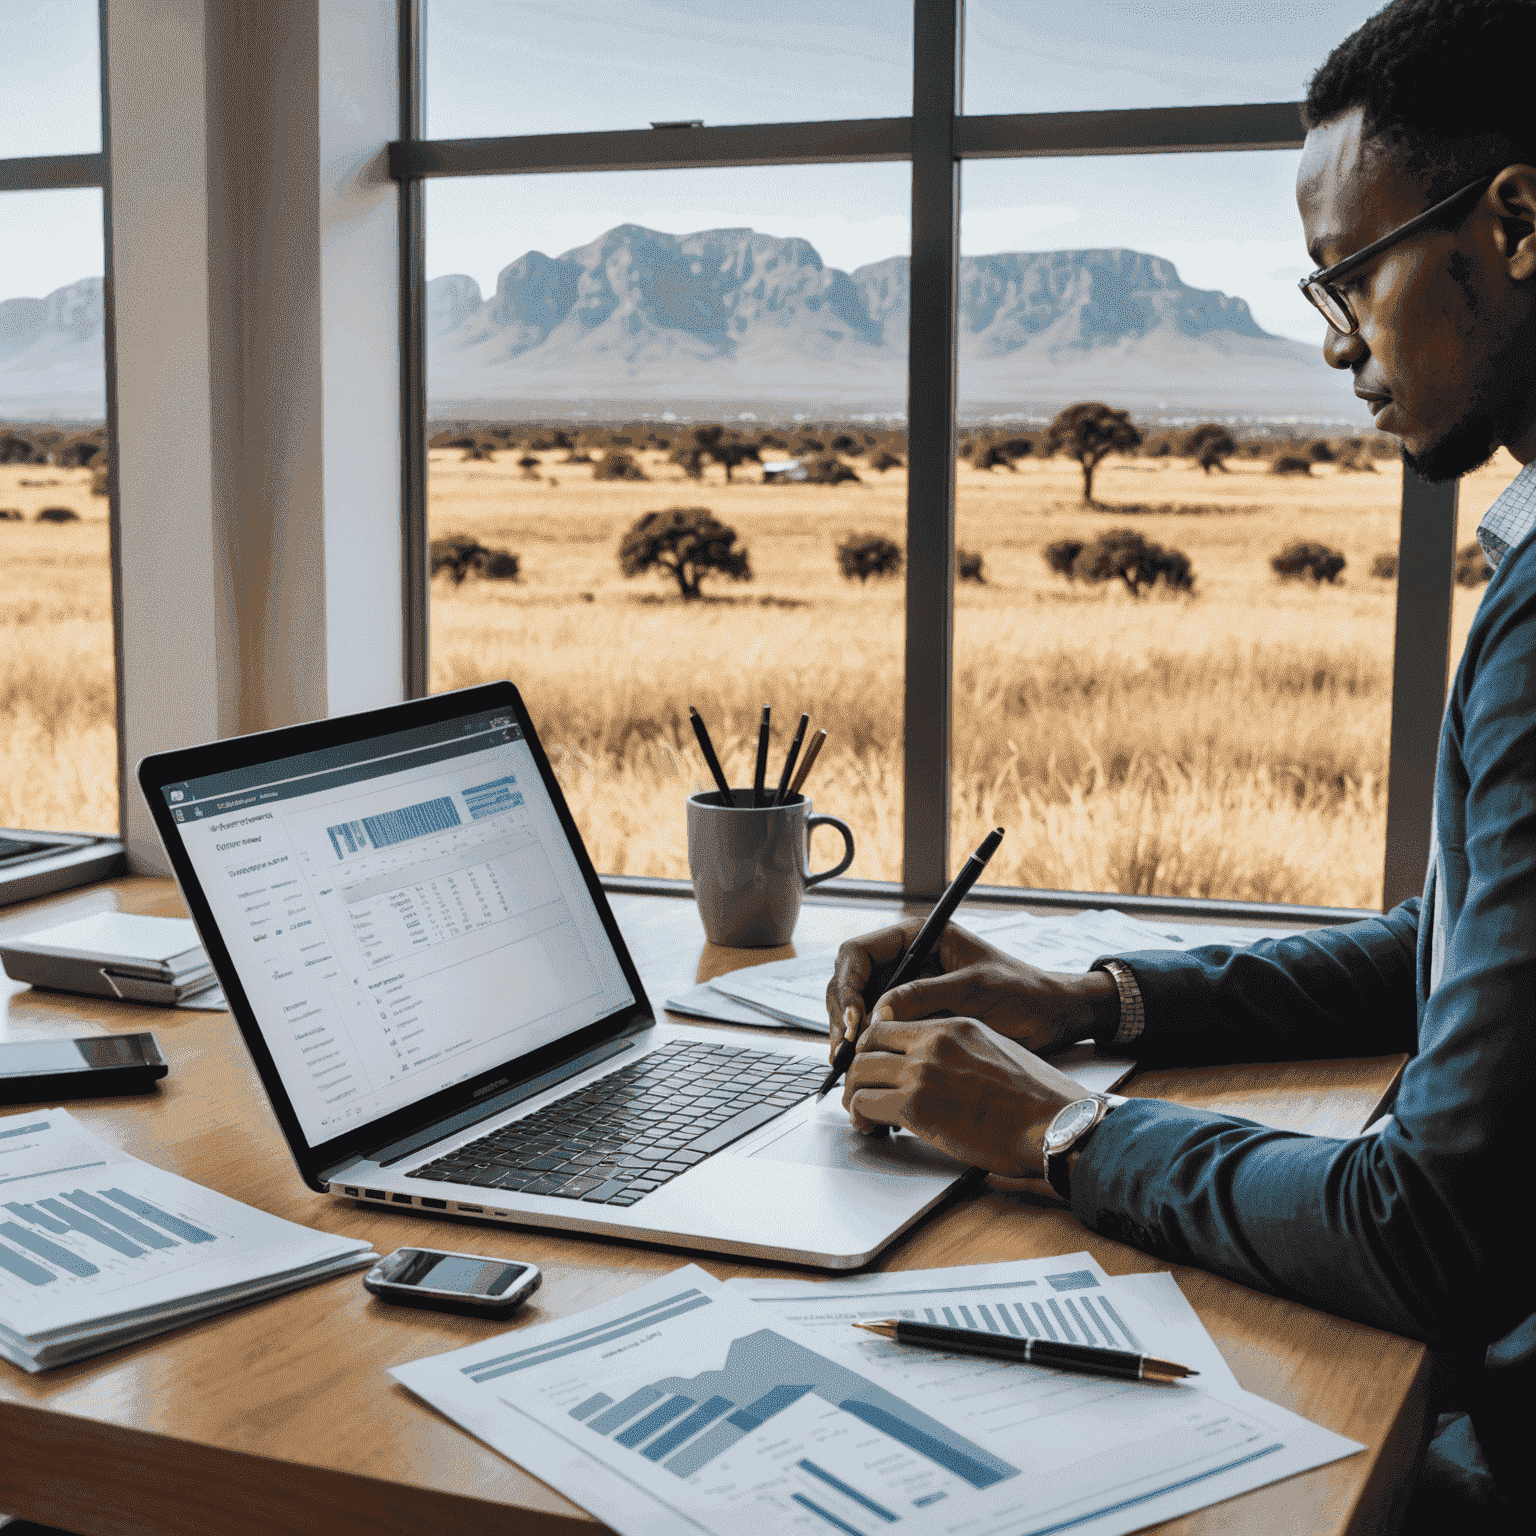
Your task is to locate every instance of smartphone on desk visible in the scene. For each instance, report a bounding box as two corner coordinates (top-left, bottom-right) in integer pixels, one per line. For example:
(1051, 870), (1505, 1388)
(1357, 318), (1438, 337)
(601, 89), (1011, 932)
(364, 1247), (542, 1318)
(0, 1031), (167, 1104)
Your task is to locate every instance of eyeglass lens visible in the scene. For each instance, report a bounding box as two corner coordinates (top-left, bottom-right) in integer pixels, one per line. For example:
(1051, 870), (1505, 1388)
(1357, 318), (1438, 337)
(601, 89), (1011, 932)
(1304, 280), (1356, 335)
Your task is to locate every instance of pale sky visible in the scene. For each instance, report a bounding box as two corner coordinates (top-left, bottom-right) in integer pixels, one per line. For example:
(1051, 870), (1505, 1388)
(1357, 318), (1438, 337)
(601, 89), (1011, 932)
(2, 1), (1382, 347)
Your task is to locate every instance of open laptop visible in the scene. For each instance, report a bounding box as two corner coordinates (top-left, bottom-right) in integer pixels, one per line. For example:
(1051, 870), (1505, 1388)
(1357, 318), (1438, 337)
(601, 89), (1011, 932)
(138, 683), (970, 1268)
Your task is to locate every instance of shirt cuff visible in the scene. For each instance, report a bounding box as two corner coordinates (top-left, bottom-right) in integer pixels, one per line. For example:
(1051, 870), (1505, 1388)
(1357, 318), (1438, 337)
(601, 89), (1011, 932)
(1094, 958), (1145, 1046)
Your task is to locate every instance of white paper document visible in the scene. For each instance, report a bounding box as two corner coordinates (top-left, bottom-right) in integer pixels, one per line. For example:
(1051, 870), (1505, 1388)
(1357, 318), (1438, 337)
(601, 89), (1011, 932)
(393, 1261), (1360, 1536)
(0, 1110), (376, 1371)
(963, 908), (1302, 975)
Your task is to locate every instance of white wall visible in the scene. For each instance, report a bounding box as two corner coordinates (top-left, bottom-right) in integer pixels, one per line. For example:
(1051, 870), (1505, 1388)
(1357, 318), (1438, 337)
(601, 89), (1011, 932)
(105, 0), (403, 872)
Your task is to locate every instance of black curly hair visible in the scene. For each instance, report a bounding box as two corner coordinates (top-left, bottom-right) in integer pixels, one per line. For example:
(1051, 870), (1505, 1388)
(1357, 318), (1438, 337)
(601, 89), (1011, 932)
(1303, 0), (1536, 196)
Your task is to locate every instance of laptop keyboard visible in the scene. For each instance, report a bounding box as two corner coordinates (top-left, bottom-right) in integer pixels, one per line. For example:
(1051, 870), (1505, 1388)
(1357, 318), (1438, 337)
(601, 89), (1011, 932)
(407, 1041), (828, 1207)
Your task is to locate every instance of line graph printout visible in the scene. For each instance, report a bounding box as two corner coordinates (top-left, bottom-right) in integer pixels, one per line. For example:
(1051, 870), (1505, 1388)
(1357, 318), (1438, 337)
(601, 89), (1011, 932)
(0, 1112), (374, 1370)
(395, 1264), (1360, 1536)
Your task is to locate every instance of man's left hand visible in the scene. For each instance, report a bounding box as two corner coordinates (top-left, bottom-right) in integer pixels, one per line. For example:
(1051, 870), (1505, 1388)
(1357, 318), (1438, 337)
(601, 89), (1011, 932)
(841, 1013), (1086, 1177)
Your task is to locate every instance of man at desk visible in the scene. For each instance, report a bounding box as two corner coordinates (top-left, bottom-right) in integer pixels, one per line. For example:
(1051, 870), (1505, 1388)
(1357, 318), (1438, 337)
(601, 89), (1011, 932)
(830, 0), (1536, 1506)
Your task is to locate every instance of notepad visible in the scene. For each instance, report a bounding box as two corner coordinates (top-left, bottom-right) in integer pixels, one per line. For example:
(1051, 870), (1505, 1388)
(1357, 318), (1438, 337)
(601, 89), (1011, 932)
(0, 911), (221, 1005)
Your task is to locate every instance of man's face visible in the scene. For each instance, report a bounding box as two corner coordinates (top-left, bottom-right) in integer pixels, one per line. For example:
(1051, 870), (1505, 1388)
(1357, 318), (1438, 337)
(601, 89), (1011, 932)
(1297, 109), (1528, 479)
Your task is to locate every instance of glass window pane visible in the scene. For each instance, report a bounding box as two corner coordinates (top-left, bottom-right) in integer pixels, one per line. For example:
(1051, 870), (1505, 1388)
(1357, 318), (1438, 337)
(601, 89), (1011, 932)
(1, 187), (116, 834)
(952, 153), (1393, 909)
(425, 0), (913, 139)
(0, 0), (101, 156)
(964, 1), (1379, 115)
(425, 164), (909, 881)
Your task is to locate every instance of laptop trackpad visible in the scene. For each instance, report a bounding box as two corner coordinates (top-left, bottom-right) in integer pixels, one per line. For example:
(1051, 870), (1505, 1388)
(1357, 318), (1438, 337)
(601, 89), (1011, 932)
(749, 1109), (964, 1174)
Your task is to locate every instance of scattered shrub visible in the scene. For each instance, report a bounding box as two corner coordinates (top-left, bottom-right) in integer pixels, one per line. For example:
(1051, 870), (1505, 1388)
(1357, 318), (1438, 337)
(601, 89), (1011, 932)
(1308, 440), (1335, 462)
(1336, 437), (1378, 472)
(90, 463), (109, 496)
(1070, 530), (1194, 595)
(1271, 454), (1314, 475)
(869, 450), (904, 473)
(0, 431), (46, 464)
(36, 507), (79, 523)
(593, 450), (649, 482)
(619, 507), (751, 599)
(430, 534), (520, 583)
(837, 533), (902, 583)
(1043, 539), (1085, 577)
(1456, 541), (1493, 587)
(1185, 423), (1236, 474)
(805, 457), (861, 486)
(1272, 541), (1346, 583)
(461, 440), (497, 461)
(1371, 551), (1398, 580)
(957, 548), (986, 584)
(1045, 402), (1143, 504)
(0, 507), (23, 520)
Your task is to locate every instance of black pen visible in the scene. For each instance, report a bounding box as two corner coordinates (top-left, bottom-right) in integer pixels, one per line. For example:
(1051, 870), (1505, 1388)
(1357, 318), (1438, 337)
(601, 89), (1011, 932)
(852, 1319), (1197, 1384)
(752, 704), (771, 808)
(689, 706), (732, 801)
(819, 826), (1005, 1097)
(772, 713), (810, 806)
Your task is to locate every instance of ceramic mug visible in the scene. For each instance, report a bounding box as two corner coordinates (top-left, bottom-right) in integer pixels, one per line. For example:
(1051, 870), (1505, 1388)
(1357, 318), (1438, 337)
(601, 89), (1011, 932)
(686, 790), (856, 947)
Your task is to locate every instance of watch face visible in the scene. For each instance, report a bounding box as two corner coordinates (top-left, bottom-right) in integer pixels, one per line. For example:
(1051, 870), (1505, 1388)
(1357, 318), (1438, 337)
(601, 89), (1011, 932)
(1045, 1098), (1101, 1151)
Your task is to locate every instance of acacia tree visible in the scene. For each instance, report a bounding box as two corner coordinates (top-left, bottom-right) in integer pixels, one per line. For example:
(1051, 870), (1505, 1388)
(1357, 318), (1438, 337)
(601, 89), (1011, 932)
(1045, 402), (1143, 504)
(619, 507), (751, 599)
(836, 533), (902, 583)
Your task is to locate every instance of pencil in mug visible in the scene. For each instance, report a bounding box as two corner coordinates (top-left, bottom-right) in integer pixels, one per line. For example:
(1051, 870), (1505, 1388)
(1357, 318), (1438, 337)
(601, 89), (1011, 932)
(787, 729), (826, 797)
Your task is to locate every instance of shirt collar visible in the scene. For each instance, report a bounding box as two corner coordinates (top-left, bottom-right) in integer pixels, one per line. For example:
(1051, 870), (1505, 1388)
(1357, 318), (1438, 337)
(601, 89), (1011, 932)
(1476, 457), (1536, 570)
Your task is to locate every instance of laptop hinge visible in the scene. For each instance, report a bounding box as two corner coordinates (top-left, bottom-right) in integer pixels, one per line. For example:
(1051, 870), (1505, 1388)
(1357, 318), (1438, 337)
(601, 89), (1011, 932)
(362, 1033), (641, 1170)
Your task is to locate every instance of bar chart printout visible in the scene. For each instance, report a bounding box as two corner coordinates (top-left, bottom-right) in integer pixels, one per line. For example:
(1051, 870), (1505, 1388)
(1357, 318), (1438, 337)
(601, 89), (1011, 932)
(394, 1267), (1020, 1536)
(393, 1264), (1366, 1536)
(0, 1112), (375, 1371)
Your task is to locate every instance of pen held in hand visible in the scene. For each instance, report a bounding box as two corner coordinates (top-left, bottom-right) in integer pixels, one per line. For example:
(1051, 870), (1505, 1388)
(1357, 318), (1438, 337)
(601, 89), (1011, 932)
(689, 706), (732, 801)
(853, 1319), (1197, 1383)
(819, 825), (1005, 1097)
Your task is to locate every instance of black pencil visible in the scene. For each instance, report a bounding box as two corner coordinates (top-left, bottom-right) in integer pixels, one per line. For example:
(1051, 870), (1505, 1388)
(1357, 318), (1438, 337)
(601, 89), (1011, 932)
(752, 704), (771, 808)
(689, 706), (732, 801)
(853, 1319), (1197, 1383)
(772, 713), (810, 806)
(819, 826), (1005, 1097)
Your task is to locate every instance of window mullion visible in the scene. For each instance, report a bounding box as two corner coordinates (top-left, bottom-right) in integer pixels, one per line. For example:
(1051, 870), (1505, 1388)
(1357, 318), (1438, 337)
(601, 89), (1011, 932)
(902, 0), (962, 898)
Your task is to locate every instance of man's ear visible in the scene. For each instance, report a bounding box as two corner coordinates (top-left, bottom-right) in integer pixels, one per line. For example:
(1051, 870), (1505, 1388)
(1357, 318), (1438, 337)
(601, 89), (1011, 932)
(1489, 165), (1536, 280)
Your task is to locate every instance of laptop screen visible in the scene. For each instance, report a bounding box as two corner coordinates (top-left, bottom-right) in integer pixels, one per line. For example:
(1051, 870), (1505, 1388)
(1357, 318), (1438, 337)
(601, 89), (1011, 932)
(159, 706), (635, 1145)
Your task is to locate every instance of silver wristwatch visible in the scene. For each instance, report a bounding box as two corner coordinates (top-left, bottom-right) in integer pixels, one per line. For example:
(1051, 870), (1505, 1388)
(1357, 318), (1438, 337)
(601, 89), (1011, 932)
(1042, 1094), (1125, 1200)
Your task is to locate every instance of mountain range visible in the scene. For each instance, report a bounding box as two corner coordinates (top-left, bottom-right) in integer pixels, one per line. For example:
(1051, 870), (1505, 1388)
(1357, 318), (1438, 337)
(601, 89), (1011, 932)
(0, 229), (1365, 422)
(427, 226), (1365, 422)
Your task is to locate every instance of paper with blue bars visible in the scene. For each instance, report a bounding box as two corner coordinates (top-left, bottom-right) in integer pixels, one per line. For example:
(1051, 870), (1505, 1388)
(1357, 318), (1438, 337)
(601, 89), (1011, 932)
(0, 1110), (374, 1371)
(392, 1258), (1360, 1536)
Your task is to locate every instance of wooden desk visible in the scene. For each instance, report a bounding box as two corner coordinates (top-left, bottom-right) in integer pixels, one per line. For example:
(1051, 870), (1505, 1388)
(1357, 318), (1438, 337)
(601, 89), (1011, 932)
(0, 880), (1426, 1536)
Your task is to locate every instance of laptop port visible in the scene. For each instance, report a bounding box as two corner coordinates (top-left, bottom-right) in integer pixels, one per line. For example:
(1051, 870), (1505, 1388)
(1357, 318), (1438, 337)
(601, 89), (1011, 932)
(456, 1204), (482, 1213)
(420, 1197), (447, 1209)
(364, 1189), (386, 1200)
(390, 1193), (413, 1204)
(342, 1187), (359, 1196)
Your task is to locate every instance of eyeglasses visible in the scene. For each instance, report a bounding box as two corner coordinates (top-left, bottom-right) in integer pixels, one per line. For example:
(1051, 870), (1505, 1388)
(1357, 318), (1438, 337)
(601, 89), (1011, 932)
(1298, 172), (1498, 335)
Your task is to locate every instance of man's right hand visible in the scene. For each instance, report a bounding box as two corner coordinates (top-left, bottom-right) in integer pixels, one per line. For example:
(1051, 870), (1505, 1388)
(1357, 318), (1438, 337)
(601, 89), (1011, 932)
(824, 919), (1122, 1061)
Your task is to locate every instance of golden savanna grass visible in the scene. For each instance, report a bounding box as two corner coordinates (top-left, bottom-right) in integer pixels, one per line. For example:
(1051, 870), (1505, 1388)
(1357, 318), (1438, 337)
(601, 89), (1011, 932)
(0, 464), (117, 833)
(426, 443), (1513, 909)
(0, 442), (1514, 908)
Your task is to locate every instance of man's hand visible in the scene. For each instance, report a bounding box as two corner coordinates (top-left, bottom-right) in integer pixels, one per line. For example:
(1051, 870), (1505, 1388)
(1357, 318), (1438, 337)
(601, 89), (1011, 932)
(840, 1014), (1084, 1177)
(825, 919), (1120, 1062)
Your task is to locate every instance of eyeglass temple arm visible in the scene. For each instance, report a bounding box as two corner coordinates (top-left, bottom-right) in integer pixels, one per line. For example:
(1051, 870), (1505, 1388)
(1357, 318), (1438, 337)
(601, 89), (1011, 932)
(1304, 172), (1499, 288)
